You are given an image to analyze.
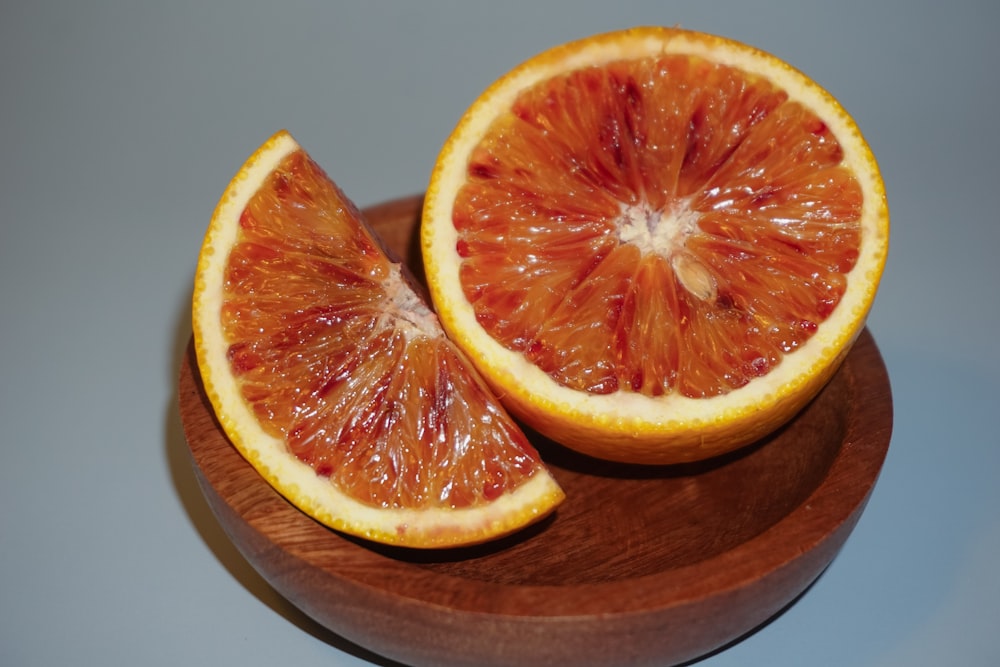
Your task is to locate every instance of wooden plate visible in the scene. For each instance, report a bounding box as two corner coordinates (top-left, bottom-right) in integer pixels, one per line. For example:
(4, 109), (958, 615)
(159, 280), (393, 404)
(178, 195), (893, 667)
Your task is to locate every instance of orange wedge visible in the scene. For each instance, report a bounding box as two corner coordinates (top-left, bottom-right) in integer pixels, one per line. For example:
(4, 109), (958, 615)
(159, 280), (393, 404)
(192, 131), (564, 548)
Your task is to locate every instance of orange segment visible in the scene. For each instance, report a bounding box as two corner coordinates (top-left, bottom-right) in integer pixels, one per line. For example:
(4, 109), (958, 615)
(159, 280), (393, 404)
(422, 27), (889, 464)
(193, 131), (563, 548)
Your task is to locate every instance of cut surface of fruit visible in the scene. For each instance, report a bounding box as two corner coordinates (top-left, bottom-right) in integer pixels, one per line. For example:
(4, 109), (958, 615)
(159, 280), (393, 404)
(192, 130), (564, 548)
(422, 27), (889, 464)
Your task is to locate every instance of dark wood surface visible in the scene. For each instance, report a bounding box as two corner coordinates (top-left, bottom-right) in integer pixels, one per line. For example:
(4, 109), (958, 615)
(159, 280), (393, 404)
(178, 195), (893, 667)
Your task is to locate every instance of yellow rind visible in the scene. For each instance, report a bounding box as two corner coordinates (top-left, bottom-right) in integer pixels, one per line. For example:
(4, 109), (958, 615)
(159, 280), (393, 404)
(193, 130), (564, 548)
(421, 27), (890, 464)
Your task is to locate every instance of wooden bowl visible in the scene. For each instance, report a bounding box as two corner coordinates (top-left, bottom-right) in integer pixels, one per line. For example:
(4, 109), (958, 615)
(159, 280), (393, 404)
(178, 195), (893, 667)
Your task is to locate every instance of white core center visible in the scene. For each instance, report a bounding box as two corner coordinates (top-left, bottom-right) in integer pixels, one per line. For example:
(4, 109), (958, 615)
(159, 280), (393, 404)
(617, 199), (701, 255)
(617, 199), (718, 302)
(382, 263), (441, 339)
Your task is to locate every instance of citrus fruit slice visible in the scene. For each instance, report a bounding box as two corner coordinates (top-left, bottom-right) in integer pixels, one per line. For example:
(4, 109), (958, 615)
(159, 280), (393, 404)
(192, 130), (564, 548)
(422, 27), (889, 464)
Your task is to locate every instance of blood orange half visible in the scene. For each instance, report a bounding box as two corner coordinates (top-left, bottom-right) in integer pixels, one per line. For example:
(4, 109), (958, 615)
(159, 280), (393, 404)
(421, 27), (889, 464)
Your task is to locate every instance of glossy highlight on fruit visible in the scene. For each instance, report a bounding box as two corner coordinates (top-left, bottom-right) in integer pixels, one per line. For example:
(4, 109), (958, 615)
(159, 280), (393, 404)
(422, 27), (889, 464)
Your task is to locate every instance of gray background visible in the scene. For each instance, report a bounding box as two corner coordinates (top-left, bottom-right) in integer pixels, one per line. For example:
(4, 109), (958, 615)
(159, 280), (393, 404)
(3, 1), (998, 665)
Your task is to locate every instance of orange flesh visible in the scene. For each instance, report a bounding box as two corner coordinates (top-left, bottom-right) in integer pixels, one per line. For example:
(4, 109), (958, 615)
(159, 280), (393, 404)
(453, 55), (863, 397)
(222, 151), (541, 509)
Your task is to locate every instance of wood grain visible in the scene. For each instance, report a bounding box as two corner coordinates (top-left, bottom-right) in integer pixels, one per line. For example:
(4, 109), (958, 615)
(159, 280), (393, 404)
(178, 195), (893, 667)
